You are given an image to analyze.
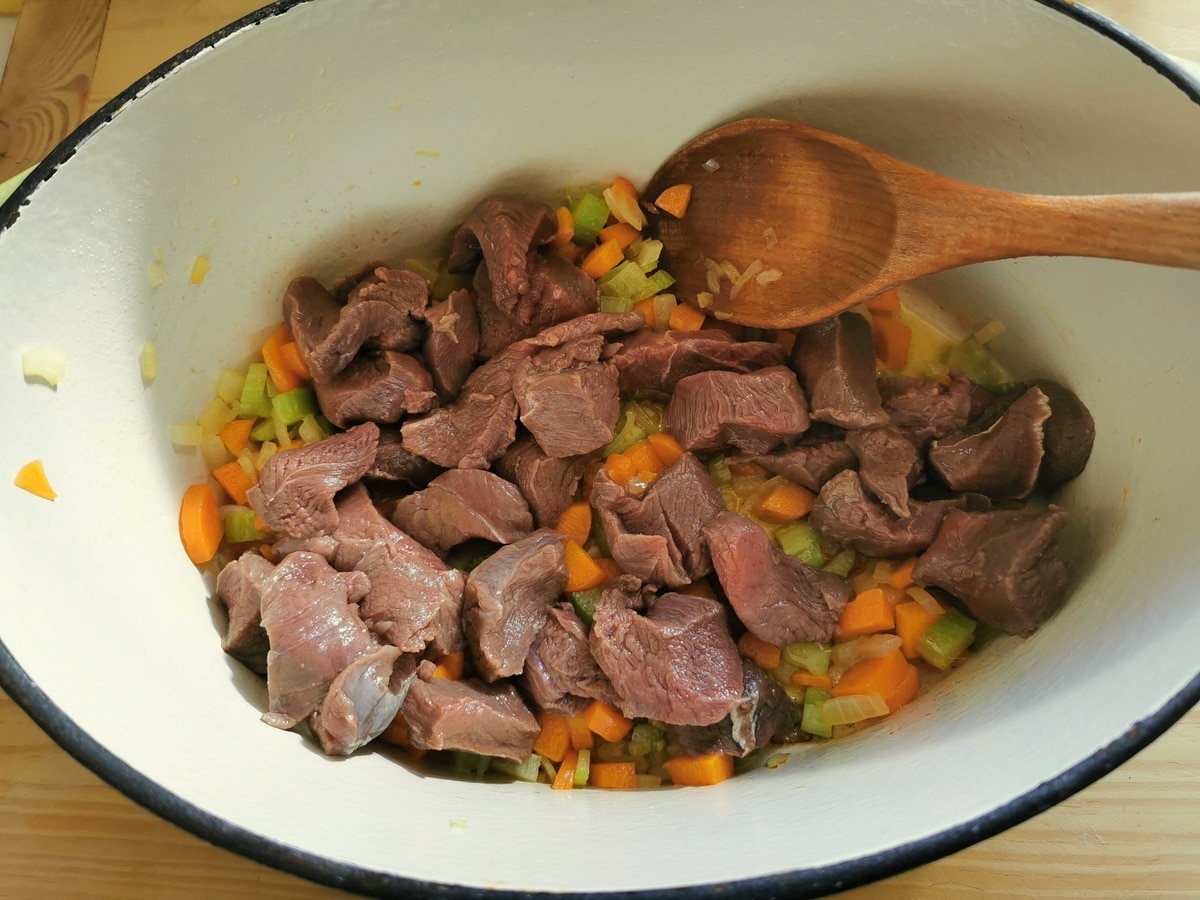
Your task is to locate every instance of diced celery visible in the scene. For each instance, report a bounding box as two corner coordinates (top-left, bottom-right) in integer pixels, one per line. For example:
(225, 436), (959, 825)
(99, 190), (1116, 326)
(599, 260), (650, 299)
(315, 414), (335, 436)
(599, 296), (636, 314)
(917, 608), (977, 670)
(944, 337), (1005, 391)
(589, 514), (611, 558)
(628, 238), (662, 273)
(573, 748), (591, 787)
(493, 753), (541, 783)
(775, 523), (825, 568)
(800, 688), (833, 738)
(215, 368), (246, 404)
(272, 386), (318, 426)
(783, 641), (832, 676)
(603, 410), (649, 456)
(624, 400), (663, 434)
(823, 549), (857, 577)
(708, 455), (733, 486)
(570, 588), (602, 626)
(239, 363), (273, 418)
(631, 269), (676, 302)
(451, 751), (492, 776)
(250, 417), (277, 442)
(223, 508), (269, 543)
(570, 193), (609, 245)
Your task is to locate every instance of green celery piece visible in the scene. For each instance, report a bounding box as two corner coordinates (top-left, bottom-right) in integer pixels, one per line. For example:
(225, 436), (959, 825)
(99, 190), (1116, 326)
(599, 296), (636, 315)
(629, 238), (662, 273)
(451, 751), (492, 776)
(775, 523), (825, 568)
(445, 539), (500, 573)
(944, 337), (1006, 391)
(589, 514), (611, 558)
(571, 193), (609, 245)
(708, 455), (733, 486)
(249, 417), (277, 442)
(801, 688), (833, 738)
(573, 749), (591, 788)
(823, 549), (856, 577)
(624, 400), (664, 434)
(272, 387), (318, 426)
(630, 269), (676, 302)
(223, 509), (269, 544)
(315, 414), (335, 436)
(239, 363), (273, 419)
(918, 608), (977, 670)
(602, 410), (649, 456)
(570, 588), (602, 627)
(598, 261), (650, 299)
(493, 753), (541, 782)
(783, 641), (832, 676)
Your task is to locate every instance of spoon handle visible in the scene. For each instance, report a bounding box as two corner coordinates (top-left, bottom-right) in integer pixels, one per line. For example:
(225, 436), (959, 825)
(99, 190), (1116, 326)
(901, 186), (1200, 273)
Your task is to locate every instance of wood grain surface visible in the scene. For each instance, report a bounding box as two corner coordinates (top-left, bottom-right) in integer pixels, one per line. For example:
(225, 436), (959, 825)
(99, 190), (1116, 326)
(1, 1), (1198, 897)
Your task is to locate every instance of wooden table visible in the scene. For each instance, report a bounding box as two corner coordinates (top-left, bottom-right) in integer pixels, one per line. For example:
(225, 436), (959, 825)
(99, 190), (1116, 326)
(1, 1), (1198, 896)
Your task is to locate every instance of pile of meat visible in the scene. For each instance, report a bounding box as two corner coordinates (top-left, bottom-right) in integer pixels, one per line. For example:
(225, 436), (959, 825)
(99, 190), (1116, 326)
(214, 195), (1095, 767)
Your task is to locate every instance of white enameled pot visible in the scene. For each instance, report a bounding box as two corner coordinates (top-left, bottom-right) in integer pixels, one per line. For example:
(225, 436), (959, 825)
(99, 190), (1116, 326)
(1, 1), (1197, 896)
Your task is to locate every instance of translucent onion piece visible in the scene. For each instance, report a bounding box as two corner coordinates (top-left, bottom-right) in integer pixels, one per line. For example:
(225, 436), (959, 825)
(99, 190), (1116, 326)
(200, 433), (231, 471)
(215, 368), (246, 404)
(821, 693), (889, 726)
(169, 422), (204, 447)
(907, 585), (945, 615)
(140, 342), (159, 383)
(757, 267), (783, 285)
(973, 319), (1006, 344)
(702, 158), (720, 173)
(21, 346), (66, 386)
(190, 255), (211, 285)
(696, 291), (714, 309)
(856, 633), (904, 659)
(762, 227), (778, 249)
(729, 259), (764, 300)
(147, 259), (167, 287)
(831, 638), (865, 670)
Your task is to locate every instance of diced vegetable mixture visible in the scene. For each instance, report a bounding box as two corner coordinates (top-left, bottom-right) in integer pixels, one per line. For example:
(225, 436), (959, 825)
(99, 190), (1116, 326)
(176, 174), (1093, 789)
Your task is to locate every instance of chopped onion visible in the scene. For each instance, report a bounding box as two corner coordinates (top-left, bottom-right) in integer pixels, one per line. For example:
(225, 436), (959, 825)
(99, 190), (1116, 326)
(756, 267), (783, 285)
(763, 227), (778, 249)
(255, 440), (278, 472)
(190, 255), (211, 285)
(821, 693), (889, 726)
(200, 433), (231, 471)
(652, 294), (677, 332)
(602, 184), (647, 230)
(765, 752), (790, 769)
(696, 292), (714, 309)
(872, 560), (893, 584)
(719, 260), (740, 283)
(831, 638), (865, 670)
(711, 309), (733, 321)
(702, 158), (721, 173)
(236, 452), (258, 484)
(850, 569), (878, 595)
(140, 341), (159, 383)
(147, 259), (167, 287)
(169, 422), (204, 447)
(703, 260), (723, 295)
(636, 774), (663, 788)
(907, 585), (945, 615)
(729, 258), (764, 300)
(215, 368), (246, 404)
(856, 633), (904, 659)
(973, 319), (1006, 344)
(196, 396), (236, 435)
(21, 345), (66, 386)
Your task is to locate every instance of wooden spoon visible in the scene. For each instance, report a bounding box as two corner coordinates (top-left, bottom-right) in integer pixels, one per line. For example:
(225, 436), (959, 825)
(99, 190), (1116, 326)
(645, 117), (1200, 329)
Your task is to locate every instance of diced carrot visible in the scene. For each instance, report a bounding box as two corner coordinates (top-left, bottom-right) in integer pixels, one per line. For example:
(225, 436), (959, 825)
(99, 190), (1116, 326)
(218, 418), (254, 457)
(632, 297), (657, 329)
(553, 206), (574, 248)
(278, 341), (312, 382)
(772, 330), (797, 354)
(554, 501), (593, 546)
(262, 324), (305, 393)
(678, 578), (717, 600)
(837, 587), (896, 640)
(554, 241), (586, 263)
(872, 315), (912, 370)
(581, 699), (633, 743)
(604, 176), (646, 230)
(667, 302), (707, 332)
(646, 432), (684, 466)
(13, 459), (55, 501)
(566, 716), (594, 751)
(564, 540), (605, 592)
(178, 483), (222, 565)
(594, 557), (623, 585)
(604, 452), (638, 487)
(598, 221), (641, 249)
(553, 750), (580, 790)
(623, 439), (664, 477)
(737, 632), (781, 671)
(895, 600), (945, 659)
(832, 650), (921, 713)
(534, 713), (572, 762)
(663, 752), (733, 787)
(259, 543), (277, 564)
(433, 650), (465, 680)
(653, 183), (693, 219)
(581, 238), (624, 279)
(887, 557), (918, 589)
(589, 761), (638, 790)
(212, 460), (254, 505)
(752, 481), (816, 524)
(791, 671), (833, 690)
(865, 289), (902, 314)
(380, 711), (412, 747)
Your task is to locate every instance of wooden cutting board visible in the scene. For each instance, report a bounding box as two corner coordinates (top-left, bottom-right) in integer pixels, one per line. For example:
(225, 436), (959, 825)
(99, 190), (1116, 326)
(1, 1), (1197, 896)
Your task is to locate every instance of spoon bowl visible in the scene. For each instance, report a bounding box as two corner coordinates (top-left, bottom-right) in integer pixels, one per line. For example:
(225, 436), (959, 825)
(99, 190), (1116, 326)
(647, 117), (1200, 328)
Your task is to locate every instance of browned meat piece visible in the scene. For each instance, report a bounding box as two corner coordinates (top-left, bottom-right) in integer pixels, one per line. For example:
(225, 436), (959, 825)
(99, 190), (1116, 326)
(494, 436), (590, 530)
(791, 312), (888, 428)
(1031, 379), (1095, 490)
(422, 289), (480, 401)
(704, 512), (852, 645)
(309, 648), (418, 756)
(879, 371), (974, 447)
(475, 254), (599, 359)
(589, 591), (743, 727)
(522, 604), (619, 715)
(848, 425), (922, 517)
(915, 505), (1071, 634)
(366, 426), (443, 487)
(734, 431), (857, 493)
(513, 335), (620, 457)
(590, 453), (725, 587)
(447, 196), (558, 311)
(259, 551), (374, 730)
(247, 422), (379, 540)
(215, 553), (275, 675)
(609, 329), (787, 402)
(401, 660), (541, 763)
(391, 469), (533, 556)
(669, 660), (797, 758)
(313, 351), (437, 429)
(663, 366), (810, 454)
(462, 529), (568, 681)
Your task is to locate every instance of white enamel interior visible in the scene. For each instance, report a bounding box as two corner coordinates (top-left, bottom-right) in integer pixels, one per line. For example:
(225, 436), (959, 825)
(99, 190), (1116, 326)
(1, 0), (1198, 893)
